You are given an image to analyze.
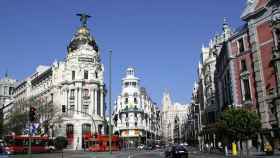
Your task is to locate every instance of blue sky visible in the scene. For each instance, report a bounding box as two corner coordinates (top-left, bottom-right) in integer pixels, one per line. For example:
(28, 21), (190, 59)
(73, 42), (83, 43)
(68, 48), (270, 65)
(0, 0), (245, 108)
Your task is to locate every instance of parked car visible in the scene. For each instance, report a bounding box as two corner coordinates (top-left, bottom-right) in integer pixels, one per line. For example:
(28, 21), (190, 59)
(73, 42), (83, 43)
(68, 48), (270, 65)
(0, 139), (6, 154)
(165, 145), (188, 158)
(137, 144), (145, 150)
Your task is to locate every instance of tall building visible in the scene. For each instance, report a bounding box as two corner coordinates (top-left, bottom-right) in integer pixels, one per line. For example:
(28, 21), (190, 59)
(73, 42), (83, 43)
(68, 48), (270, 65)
(161, 91), (189, 144)
(6, 14), (106, 150)
(0, 73), (16, 108)
(112, 68), (161, 147)
(0, 73), (16, 137)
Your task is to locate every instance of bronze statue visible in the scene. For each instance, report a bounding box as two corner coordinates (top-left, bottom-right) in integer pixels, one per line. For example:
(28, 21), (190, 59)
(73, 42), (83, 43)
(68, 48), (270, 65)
(76, 13), (91, 27)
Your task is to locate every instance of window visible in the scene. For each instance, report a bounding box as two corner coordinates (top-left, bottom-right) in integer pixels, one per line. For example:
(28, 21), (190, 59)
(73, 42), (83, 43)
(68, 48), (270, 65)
(84, 70), (88, 79)
(83, 89), (89, 97)
(70, 89), (75, 99)
(72, 71), (75, 80)
(125, 98), (128, 104)
(95, 72), (98, 79)
(242, 78), (251, 101)
(125, 82), (129, 87)
(9, 87), (13, 95)
(241, 60), (247, 72)
(126, 122), (129, 127)
(69, 105), (75, 116)
(132, 82), (136, 87)
(275, 29), (280, 47)
(4, 86), (8, 96)
(238, 38), (245, 53)
(135, 122), (138, 127)
(134, 98), (138, 104)
(82, 105), (89, 116)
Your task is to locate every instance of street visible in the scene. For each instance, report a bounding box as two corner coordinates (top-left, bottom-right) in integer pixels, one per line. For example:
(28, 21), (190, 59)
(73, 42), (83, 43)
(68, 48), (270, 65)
(2, 149), (280, 158)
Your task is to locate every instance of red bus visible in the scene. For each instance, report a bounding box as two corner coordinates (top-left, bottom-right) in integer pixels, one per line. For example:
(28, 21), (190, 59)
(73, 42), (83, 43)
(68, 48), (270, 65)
(4, 135), (50, 154)
(85, 134), (120, 152)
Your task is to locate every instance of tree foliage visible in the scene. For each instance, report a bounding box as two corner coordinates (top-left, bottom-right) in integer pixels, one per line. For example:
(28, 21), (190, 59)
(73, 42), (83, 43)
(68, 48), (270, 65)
(3, 96), (63, 136)
(218, 108), (261, 142)
(54, 136), (68, 150)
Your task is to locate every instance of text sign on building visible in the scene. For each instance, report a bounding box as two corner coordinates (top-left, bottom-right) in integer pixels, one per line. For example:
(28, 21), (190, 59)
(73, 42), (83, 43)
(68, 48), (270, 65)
(78, 57), (94, 62)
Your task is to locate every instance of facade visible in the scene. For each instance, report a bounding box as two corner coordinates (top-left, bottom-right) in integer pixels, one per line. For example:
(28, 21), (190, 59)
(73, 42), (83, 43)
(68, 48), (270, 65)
(161, 91), (189, 144)
(240, 0), (280, 148)
(112, 68), (161, 147)
(5, 14), (106, 150)
(0, 73), (16, 108)
(200, 21), (232, 127)
(191, 0), (280, 151)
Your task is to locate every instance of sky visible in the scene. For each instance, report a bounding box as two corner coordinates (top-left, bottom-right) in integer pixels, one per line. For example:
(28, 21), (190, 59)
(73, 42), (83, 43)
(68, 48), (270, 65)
(0, 0), (246, 109)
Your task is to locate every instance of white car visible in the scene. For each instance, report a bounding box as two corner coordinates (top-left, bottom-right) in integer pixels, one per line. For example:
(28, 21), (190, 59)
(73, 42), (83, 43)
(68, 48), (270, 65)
(137, 144), (145, 149)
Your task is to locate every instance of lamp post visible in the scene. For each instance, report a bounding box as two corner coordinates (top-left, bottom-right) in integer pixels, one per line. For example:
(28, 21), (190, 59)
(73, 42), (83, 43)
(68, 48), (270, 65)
(109, 49), (112, 154)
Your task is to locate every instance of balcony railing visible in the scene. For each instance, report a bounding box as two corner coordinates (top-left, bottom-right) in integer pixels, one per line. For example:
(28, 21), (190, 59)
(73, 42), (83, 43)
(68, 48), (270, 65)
(119, 106), (144, 113)
(83, 96), (90, 100)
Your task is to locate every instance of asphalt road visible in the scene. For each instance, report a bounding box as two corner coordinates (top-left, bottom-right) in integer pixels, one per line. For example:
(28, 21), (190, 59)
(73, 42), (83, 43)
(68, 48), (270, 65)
(2, 150), (280, 158)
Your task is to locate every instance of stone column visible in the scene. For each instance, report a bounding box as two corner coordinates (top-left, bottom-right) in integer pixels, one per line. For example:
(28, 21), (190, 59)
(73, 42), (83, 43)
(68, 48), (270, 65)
(100, 87), (104, 117)
(94, 89), (98, 115)
(90, 88), (95, 115)
(76, 88), (79, 115)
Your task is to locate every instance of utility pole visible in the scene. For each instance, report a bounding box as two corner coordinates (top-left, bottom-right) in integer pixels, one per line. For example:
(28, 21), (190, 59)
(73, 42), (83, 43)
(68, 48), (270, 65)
(109, 49), (112, 154)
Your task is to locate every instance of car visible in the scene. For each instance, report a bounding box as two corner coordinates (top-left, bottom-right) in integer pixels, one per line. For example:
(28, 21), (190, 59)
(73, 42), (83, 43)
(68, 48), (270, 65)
(137, 144), (145, 150)
(165, 145), (188, 158)
(0, 140), (6, 154)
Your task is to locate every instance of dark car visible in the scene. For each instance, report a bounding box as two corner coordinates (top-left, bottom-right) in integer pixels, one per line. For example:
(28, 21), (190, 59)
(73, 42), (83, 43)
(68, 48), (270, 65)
(0, 140), (7, 155)
(165, 145), (188, 158)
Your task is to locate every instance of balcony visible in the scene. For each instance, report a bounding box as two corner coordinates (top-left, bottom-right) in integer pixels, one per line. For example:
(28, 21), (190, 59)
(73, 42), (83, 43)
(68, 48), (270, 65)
(119, 106), (144, 114)
(83, 95), (90, 100)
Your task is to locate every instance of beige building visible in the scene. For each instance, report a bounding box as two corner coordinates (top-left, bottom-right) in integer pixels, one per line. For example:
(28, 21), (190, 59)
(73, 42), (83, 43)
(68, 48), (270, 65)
(161, 91), (190, 144)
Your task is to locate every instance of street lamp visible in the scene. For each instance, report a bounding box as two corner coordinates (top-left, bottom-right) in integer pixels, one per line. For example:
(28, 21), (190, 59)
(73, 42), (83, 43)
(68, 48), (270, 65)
(109, 49), (112, 154)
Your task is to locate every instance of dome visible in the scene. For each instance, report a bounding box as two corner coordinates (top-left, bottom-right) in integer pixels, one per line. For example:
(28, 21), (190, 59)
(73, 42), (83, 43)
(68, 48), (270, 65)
(67, 26), (99, 53)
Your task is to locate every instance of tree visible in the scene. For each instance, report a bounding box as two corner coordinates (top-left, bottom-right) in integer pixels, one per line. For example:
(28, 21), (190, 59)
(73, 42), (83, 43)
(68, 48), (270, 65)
(3, 96), (63, 136)
(4, 111), (28, 135)
(217, 108), (261, 158)
(54, 136), (68, 158)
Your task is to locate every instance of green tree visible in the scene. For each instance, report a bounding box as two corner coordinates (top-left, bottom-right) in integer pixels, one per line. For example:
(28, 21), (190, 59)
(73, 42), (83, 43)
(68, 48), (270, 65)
(54, 136), (68, 158)
(217, 108), (261, 158)
(4, 111), (28, 135)
(3, 96), (63, 136)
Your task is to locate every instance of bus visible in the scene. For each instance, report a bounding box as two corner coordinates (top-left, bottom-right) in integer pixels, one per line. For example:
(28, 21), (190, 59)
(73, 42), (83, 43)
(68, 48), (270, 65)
(85, 134), (120, 152)
(4, 135), (50, 154)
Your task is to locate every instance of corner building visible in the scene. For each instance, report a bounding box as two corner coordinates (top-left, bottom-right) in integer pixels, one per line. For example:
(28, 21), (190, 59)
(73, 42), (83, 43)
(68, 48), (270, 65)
(113, 68), (161, 147)
(11, 15), (106, 150)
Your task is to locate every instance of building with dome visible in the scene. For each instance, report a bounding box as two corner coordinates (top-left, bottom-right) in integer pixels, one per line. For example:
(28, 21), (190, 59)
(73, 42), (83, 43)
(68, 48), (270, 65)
(112, 68), (161, 147)
(4, 14), (106, 150)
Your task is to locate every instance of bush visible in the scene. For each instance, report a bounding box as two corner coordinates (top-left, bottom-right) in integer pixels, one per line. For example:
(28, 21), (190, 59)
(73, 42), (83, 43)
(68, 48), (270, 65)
(54, 136), (68, 151)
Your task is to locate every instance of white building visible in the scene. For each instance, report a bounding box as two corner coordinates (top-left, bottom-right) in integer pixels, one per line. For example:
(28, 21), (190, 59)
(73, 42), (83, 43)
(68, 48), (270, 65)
(161, 91), (190, 144)
(6, 14), (106, 150)
(112, 68), (161, 147)
(0, 73), (16, 108)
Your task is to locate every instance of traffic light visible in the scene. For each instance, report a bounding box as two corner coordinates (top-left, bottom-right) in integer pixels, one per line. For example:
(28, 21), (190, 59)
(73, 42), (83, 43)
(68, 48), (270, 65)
(29, 107), (36, 122)
(62, 105), (66, 113)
